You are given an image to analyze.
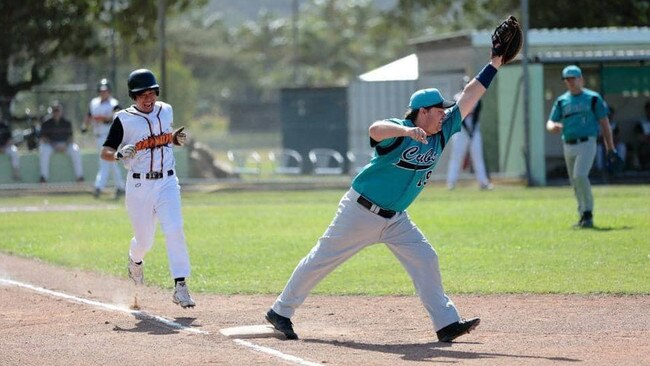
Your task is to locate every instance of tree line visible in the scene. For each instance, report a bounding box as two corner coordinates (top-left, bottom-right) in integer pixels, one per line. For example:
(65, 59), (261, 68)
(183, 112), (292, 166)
(1, 0), (648, 126)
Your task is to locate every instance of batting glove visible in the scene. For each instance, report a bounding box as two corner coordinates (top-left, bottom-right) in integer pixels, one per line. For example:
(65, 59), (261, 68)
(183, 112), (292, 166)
(114, 144), (136, 161)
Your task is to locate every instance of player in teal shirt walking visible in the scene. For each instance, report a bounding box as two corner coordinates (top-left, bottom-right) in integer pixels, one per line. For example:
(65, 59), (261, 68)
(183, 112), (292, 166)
(265, 53), (504, 343)
(546, 65), (618, 228)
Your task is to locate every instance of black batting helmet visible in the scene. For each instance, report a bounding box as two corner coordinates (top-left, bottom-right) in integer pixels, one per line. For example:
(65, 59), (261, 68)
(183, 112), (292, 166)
(97, 78), (111, 92)
(127, 69), (160, 99)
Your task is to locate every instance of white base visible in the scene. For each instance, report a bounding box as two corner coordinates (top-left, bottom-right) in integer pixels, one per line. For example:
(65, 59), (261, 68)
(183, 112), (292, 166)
(219, 324), (284, 339)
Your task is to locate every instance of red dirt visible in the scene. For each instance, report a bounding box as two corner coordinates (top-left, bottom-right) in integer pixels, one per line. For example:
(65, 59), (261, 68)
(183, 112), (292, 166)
(1, 253), (648, 366)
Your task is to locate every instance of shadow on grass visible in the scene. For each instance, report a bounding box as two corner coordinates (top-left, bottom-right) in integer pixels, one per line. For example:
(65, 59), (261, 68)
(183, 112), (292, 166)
(303, 338), (580, 363)
(575, 225), (633, 232)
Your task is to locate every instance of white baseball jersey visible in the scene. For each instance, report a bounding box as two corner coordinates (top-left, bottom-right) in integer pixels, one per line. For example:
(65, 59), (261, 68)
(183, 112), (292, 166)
(105, 101), (177, 173)
(89, 96), (120, 137)
(90, 96), (124, 191)
(104, 100), (190, 280)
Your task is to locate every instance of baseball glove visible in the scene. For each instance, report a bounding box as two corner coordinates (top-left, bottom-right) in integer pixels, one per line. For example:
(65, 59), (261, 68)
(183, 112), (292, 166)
(605, 150), (624, 175)
(491, 15), (523, 64)
(172, 126), (187, 146)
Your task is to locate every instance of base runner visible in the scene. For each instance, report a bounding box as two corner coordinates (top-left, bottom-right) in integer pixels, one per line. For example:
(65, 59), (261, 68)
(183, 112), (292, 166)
(100, 69), (195, 308)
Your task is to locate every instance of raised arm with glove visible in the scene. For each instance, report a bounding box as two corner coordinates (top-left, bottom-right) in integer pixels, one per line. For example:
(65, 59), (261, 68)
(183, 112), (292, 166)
(491, 15), (523, 65)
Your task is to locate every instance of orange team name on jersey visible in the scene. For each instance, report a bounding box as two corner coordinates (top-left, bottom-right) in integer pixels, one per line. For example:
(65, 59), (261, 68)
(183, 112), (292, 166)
(135, 133), (174, 151)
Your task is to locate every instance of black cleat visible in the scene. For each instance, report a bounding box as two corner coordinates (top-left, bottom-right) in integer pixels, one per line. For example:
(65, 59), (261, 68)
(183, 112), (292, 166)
(580, 218), (594, 228)
(265, 309), (298, 340)
(574, 211), (594, 229)
(436, 317), (480, 342)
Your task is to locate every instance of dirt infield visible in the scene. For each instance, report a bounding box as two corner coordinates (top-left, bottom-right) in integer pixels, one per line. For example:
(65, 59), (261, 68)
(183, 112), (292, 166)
(1, 253), (648, 366)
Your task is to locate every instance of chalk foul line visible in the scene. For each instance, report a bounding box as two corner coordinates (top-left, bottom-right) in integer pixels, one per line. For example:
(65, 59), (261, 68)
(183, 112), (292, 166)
(0, 278), (208, 334)
(0, 278), (323, 365)
(234, 339), (323, 366)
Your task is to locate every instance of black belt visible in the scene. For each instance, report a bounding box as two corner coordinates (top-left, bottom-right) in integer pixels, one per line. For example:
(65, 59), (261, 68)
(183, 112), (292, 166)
(132, 170), (174, 180)
(357, 195), (396, 219)
(565, 137), (590, 145)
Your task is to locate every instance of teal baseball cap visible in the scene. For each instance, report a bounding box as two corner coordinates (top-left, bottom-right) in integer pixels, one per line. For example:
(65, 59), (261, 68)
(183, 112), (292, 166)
(409, 88), (456, 109)
(562, 65), (582, 79)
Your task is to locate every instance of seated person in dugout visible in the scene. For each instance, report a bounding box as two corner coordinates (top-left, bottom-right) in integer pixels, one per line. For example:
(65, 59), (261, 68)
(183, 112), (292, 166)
(38, 102), (84, 183)
(632, 100), (650, 170)
(595, 106), (626, 172)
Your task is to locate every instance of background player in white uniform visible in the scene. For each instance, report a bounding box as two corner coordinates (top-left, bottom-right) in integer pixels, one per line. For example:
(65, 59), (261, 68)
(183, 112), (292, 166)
(83, 79), (125, 199)
(100, 69), (195, 308)
(446, 76), (493, 190)
(265, 52), (504, 342)
(0, 110), (21, 181)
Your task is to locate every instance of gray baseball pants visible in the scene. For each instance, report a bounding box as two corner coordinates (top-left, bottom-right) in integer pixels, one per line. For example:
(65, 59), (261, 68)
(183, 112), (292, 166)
(272, 188), (462, 331)
(563, 137), (596, 215)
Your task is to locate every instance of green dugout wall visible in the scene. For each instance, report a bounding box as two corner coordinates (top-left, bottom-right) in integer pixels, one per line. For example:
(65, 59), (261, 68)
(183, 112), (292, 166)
(496, 64), (546, 185)
(0, 148), (189, 185)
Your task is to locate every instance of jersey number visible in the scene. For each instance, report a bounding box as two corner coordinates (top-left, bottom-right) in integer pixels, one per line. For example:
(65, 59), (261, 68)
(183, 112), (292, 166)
(417, 170), (433, 187)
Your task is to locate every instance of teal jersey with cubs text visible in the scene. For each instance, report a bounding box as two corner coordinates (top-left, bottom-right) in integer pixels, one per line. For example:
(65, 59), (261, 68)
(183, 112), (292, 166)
(351, 106), (462, 212)
(548, 88), (608, 141)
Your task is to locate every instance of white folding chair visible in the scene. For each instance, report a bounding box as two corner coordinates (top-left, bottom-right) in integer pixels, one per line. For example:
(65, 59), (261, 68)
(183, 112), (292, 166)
(309, 148), (345, 175)
(268, 148), (303, 175)
(227, 149), (262, 175)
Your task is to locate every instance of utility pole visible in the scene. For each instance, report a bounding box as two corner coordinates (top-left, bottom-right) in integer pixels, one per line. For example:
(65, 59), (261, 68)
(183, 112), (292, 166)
(158, 0), (167, 98)
(292, 0), (299, 85)
(521, 0), (533, 186)
(110, 0), (117, 90)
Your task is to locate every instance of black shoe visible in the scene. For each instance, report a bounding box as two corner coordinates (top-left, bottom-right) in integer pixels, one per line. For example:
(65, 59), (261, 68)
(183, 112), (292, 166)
(265, 309), (298, 340)
(581, 211), (593, 228)
(436, 317), (480, 342)
(574, 211), (594, 229)
(93, 188), (101, 198)
(114, 189), (125, 200)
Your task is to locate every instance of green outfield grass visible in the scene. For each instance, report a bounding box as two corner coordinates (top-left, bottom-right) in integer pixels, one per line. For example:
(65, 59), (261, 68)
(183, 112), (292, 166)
(1, 184), (648, 295)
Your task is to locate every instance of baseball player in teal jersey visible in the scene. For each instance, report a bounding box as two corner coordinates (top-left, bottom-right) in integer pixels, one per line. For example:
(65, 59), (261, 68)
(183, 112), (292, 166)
(265, 54), (504, 342)
(546, 65), (618, 228)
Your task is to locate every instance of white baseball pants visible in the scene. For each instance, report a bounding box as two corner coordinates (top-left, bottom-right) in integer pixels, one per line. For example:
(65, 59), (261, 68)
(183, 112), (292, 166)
(272, 188), (462, 331)
(94, 132), (124, 190)
(125, 174), (191, 280)
(446, 128), (490, 187)
(38, 142), (83, 179)
(2, 144), (20, 169)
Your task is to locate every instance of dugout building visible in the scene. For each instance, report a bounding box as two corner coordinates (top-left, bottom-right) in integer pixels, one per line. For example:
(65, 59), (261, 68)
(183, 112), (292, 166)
(348, 26), (650, 185)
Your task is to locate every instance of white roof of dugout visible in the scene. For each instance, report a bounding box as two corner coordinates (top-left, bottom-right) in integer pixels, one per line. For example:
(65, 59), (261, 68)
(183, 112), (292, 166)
(358, 53), (418, 81)
(358, 27), (650, 82)
(412, 27), (650, 47)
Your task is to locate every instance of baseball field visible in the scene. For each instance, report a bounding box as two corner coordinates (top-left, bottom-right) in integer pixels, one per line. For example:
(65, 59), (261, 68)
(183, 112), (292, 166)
(1, 184), (649, 365)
